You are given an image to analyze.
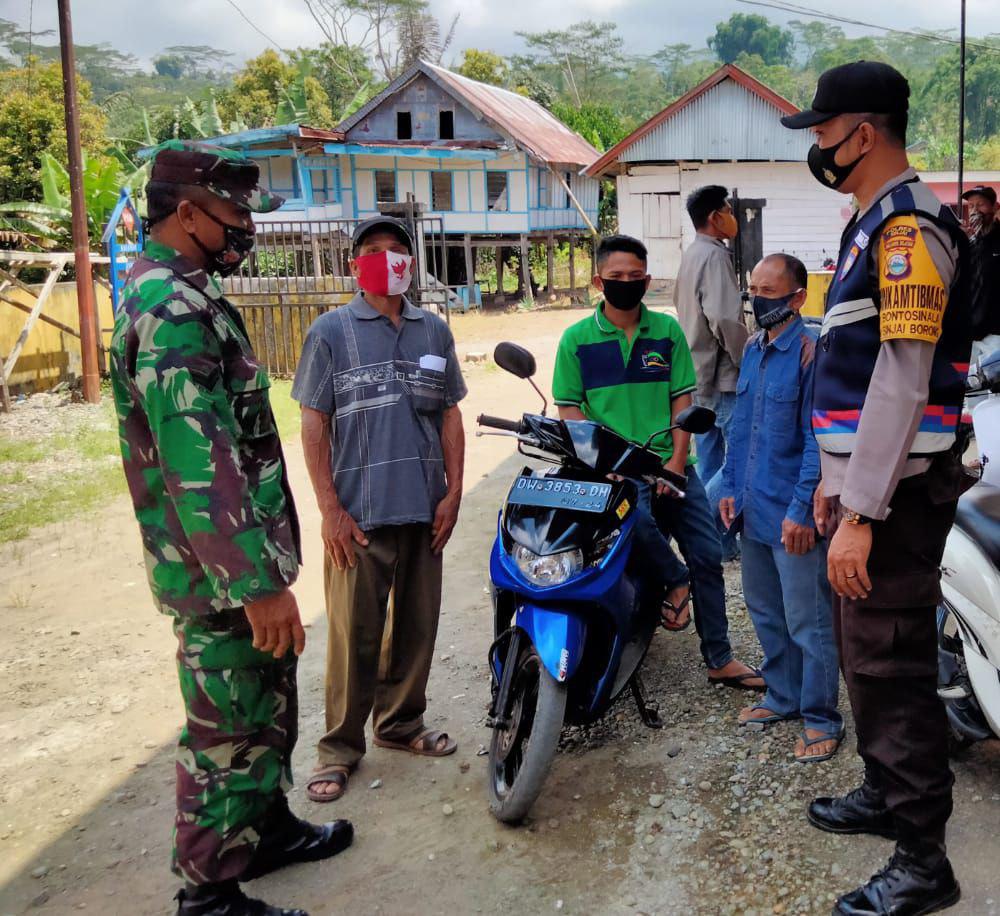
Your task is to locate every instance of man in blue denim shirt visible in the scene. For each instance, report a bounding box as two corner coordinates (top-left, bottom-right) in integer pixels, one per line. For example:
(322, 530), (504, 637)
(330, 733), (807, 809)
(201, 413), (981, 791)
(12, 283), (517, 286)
(719, 254), (843, 762)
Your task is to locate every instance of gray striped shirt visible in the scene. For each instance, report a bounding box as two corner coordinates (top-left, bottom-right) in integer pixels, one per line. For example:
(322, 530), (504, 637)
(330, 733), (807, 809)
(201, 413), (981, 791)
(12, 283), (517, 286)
(292, 294), (467, 530)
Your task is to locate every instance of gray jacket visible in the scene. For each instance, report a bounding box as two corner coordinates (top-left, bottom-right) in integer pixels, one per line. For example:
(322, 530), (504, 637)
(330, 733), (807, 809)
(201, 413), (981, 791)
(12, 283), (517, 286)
(673, 233), (748, 397)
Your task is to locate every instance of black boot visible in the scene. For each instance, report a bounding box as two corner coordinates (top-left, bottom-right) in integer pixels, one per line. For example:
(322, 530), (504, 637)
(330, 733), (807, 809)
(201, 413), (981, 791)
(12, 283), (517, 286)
(808, 781), (897, 839)
(175, 881), (308, 916)
(241, 797), (353, 882)
(834, 843), (960, 915)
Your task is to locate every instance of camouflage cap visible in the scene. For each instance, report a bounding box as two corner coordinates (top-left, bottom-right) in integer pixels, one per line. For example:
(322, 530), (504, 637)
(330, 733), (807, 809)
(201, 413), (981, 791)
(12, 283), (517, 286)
(148, 140), (284, 213)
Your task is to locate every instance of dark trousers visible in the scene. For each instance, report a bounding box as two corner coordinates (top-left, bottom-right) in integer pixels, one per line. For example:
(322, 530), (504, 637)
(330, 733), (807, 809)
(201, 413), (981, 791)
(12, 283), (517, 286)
(832, 466), (960, 846)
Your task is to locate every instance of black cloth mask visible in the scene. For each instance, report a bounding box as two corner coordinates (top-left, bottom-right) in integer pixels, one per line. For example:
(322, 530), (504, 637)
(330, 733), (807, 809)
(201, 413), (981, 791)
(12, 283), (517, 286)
(752, 291), (801, 329)
(807, 124), (866, 191)
(601, 278), (646, 311)
(188, 207), (256, 277)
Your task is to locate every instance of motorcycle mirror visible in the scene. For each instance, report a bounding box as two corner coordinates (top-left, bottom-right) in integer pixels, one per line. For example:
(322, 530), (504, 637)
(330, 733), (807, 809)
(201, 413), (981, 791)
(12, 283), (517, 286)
(676, 405), (716, 435)
(980, 349), (1000, 394)
(494, 342), (537, 379)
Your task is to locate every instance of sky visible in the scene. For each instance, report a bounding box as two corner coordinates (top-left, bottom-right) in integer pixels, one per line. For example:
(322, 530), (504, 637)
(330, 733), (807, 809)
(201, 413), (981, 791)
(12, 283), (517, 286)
(7, 0), (1000, 69)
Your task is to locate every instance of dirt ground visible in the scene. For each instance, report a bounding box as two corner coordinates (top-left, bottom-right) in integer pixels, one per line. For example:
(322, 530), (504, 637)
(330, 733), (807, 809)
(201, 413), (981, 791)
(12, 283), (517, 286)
(1, 306), (999, 916)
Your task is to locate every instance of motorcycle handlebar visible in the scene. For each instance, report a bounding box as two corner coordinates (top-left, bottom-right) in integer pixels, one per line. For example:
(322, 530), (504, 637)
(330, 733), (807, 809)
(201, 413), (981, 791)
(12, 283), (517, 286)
(477, 414), (523, 433)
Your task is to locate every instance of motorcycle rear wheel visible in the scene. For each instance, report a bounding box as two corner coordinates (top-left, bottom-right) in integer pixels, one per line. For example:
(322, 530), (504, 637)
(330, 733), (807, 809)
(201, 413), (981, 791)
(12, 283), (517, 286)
(488, 644), (567, 824)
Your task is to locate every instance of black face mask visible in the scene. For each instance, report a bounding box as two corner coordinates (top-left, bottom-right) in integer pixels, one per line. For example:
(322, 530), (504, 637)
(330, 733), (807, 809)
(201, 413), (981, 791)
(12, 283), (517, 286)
(601, 278), (646, 311)
(807, 124), (865, 191)
(751, 291), (801, 330)
(188, 207), (256, 277)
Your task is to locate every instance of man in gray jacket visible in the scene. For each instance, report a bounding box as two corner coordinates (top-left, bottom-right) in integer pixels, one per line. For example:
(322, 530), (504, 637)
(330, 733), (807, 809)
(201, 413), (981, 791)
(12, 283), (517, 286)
(674, 185), (749, 514)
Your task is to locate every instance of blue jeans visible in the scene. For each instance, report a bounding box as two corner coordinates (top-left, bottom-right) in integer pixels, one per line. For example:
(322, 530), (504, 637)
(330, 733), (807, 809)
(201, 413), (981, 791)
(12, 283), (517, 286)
(651, 467), (733, 669)
(697, 391), (739, 560)
(694, 390), (737, 490)
(741, 537), (842, 735)
(633, 481), (690, 590)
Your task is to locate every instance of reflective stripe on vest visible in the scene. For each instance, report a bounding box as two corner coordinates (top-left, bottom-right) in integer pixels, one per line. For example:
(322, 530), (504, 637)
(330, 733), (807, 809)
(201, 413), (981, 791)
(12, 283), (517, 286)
(812, 177), (971, 458)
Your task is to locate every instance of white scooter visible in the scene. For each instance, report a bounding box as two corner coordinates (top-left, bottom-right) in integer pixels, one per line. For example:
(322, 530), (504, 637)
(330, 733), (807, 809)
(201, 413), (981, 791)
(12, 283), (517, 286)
(937, 349), (1000, 747)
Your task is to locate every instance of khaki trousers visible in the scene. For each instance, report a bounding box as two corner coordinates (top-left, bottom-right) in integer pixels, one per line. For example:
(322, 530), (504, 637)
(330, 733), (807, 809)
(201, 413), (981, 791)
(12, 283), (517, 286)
(318, 524), (443, 768)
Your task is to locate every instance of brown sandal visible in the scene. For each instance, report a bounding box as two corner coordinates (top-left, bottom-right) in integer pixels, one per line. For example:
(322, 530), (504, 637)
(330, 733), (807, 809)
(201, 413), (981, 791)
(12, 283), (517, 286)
(373, 729), (457, 757)
(306, 765), (351, 803)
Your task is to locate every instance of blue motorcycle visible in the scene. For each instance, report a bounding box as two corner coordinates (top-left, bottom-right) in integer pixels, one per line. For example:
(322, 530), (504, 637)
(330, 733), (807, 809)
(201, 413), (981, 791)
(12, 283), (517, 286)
(479, 343), (714, 823)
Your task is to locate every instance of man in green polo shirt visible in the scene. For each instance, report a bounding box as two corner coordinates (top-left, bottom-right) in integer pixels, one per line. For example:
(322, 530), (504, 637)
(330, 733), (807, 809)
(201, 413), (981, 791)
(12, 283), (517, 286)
(553, 234), (764, 691)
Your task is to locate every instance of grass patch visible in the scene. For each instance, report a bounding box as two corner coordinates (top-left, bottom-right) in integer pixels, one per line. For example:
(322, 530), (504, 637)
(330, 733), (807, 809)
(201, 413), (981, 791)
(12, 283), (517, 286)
(0, 380), (302, 544)
(269, 379), (301, 441)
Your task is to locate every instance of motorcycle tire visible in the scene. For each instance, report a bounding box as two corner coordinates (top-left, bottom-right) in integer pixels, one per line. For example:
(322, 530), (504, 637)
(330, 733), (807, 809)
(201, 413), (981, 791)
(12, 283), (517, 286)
(488, 644), (567, 824)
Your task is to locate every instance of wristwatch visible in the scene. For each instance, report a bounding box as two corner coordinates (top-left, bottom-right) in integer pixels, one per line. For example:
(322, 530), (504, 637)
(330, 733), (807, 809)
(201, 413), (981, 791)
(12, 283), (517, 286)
(842, 508), (873, 526)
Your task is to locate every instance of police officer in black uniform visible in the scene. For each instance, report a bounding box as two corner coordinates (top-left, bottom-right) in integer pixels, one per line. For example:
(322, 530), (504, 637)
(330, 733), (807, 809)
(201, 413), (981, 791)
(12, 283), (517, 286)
(782, 62), (973, 916)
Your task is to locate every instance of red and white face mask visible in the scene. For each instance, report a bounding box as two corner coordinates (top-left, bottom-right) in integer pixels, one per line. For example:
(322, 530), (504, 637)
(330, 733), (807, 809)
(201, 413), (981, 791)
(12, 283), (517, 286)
(355, 250), (413, 297)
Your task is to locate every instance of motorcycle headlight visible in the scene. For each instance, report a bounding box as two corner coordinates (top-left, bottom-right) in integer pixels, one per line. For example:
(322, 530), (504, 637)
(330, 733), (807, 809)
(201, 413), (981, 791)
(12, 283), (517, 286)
(513, 545), (584, 587)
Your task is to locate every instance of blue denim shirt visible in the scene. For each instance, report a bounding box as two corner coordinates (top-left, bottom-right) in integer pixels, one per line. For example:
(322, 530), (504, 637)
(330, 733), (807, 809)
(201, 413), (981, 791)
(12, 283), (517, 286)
(721, 316), (820, 546)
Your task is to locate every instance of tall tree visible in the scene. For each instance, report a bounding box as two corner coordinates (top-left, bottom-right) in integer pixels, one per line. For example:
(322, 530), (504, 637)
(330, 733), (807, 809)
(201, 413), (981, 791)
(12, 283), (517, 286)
(290, 44), (378, 119)
(515, 21), (626, 107)
(301, 0), (455, 81)
(0, 61), (108, 204)
(709, 13), (794, 66)
(456, 49), (508, 86)
(216, 50), (333, 129)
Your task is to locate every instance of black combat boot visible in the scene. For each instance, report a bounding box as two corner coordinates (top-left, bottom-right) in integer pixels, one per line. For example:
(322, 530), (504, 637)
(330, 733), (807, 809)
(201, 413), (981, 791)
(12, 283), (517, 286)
(834, 842), (960, 915)
(807, 781), (897, 839)
(175, 880), (308, 916)
(241, 796), (353, 882)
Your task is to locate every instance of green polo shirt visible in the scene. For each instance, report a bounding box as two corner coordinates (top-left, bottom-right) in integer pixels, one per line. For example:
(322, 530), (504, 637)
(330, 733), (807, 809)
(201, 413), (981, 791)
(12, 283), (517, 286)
(552, 303), (698, 463)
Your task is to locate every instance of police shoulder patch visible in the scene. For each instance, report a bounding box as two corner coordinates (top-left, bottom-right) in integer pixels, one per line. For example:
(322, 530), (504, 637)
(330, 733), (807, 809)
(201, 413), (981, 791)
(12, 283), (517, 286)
(877, 215), (947, 344)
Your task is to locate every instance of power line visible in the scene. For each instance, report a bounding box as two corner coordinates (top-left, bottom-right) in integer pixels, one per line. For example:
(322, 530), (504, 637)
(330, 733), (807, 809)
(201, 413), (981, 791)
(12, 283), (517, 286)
(737, 0), (1000, 56)
(221, 0), (284, 52)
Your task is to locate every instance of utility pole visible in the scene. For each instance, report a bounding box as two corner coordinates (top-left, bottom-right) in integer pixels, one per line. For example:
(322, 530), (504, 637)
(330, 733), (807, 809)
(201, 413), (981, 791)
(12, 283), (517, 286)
(57, 0), (101, 404)
(958, 0), (967, 209)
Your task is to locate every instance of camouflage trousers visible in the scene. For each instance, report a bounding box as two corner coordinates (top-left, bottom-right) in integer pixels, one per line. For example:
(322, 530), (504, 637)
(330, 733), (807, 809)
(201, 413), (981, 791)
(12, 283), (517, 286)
(172, 611), (298, 885)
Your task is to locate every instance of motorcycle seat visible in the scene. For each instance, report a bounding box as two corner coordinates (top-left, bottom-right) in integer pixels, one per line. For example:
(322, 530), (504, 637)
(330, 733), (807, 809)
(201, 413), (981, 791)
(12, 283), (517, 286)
(954, 484), (1000, 568)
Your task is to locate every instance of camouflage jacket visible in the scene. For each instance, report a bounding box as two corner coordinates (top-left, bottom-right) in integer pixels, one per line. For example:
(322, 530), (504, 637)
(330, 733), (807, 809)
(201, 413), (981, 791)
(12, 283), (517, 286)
(110, 240), (301, 619)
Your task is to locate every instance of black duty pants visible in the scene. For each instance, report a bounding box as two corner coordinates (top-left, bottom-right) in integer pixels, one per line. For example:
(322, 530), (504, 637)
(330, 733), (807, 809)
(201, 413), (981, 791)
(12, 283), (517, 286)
(832, 462), (962, 846)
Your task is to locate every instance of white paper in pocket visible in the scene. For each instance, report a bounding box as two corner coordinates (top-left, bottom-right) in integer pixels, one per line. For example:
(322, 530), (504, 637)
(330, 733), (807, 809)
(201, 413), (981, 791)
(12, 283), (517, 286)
(420, 354), (447, 373)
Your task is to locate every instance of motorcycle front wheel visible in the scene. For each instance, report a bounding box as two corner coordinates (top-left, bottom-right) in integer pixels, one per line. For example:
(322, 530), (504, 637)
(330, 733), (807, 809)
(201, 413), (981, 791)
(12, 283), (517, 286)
(488, 643), (567, 824)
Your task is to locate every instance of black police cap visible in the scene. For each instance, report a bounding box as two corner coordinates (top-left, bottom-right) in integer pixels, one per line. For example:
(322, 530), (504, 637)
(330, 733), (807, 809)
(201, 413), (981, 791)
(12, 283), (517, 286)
(781, 61), (910, 130)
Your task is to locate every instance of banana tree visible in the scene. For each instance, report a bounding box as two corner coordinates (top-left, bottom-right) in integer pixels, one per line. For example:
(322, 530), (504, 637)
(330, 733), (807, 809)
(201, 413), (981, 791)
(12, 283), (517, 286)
(0, 151), (149, 250)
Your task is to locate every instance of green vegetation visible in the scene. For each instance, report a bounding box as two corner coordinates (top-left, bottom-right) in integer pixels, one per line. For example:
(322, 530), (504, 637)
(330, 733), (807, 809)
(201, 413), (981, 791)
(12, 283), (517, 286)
(0, 6), (996, 253)
(0, 381), (300, 544)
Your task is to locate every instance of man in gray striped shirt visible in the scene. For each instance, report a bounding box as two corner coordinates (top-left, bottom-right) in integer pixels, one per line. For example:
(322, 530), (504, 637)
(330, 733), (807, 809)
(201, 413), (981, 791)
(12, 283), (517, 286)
(292, 217), (467, 803)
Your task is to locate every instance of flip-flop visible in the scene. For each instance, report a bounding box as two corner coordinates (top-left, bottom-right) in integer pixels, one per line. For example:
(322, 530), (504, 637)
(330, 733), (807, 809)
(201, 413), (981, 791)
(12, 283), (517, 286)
(373, 729), (457, 757)
(661, 592), (692, 631)
(306, 765), (350, 803)
(708, 668), (766, 692)
(738, 705), (793, 728)
(795, 728), (845, 764)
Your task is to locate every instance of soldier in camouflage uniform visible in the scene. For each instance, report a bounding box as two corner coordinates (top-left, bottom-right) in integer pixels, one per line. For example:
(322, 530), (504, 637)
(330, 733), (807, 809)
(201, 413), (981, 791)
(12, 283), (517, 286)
(111, 141), (352, 916)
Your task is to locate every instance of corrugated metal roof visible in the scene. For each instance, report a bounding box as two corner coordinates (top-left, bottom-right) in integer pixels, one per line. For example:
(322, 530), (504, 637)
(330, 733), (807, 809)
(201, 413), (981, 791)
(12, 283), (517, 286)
(585, 65), (808, 176)
(337, 61), (600, 168)
(623, 80), (813, 163)
(137, 124), (345, 159)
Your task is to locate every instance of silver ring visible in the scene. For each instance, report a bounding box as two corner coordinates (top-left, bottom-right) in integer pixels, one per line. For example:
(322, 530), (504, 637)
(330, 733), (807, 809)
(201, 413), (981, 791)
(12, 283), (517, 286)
(845, 573), (858, 579)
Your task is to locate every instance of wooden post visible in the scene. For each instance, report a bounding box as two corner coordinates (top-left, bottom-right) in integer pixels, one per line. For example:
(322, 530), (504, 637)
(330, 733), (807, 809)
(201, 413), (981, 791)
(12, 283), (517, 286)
(494, 246), (504, 297)
(57, 0), (101, 404)
(546, 234), (555, 296)
(0, 353), (11, 413)
(519, 235), (534, 305)
(569, 235), (577, 295)
(463, 234), (475, 310)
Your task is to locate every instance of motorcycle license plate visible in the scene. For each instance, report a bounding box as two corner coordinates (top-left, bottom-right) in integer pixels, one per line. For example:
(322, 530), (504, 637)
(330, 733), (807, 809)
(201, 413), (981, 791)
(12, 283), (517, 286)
(507, 476), (612, 513)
